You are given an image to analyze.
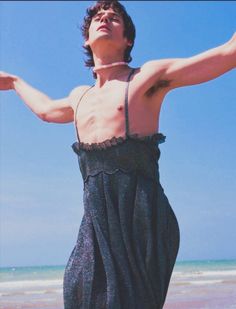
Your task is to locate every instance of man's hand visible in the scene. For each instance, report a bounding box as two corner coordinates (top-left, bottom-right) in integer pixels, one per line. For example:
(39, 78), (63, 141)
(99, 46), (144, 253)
(0, 71), (74, 123)
(0, 71), (18, 90)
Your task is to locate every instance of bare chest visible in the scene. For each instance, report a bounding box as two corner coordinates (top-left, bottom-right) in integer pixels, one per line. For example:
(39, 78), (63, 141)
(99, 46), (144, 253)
(73, 83), (165, 144)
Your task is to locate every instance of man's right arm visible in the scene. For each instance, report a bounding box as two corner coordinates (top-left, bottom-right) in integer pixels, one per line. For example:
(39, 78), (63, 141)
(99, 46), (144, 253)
(0, 71), (74, 123)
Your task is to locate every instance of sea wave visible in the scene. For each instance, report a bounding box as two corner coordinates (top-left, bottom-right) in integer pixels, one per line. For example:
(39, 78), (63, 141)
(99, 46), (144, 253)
(172, 269), (236, 278)
(0, 279), (62, 290)
(189, 279), (223, 285)
(0, 288), (63, 297)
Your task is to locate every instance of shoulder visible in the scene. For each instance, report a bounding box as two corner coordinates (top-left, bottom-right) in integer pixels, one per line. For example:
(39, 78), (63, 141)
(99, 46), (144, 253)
(131, 59), (175, 97)
(68, 85), (92, 110)
(136, 59), (176, 82)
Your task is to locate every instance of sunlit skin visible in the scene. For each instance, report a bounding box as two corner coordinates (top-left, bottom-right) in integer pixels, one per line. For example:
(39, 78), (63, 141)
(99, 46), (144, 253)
(85, 8), (133, 77)
(0, 8), (235, 145)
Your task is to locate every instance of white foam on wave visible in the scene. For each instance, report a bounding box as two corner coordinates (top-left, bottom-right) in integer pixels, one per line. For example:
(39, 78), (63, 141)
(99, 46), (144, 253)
(172, 269), (236, 278)
(0, 279), (62, 290)
(198, 270), (236, 277)
(189, 279), (223, 285)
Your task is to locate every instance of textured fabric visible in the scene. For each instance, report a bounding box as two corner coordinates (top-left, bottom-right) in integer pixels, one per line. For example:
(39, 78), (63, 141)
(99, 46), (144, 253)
(63, 139), (180, 309)
(72, 134), (165, 185)
(63, 68), (180, 308)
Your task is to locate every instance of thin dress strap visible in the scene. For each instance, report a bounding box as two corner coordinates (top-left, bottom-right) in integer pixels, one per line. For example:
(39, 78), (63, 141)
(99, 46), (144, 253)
(74, 86), (94, 142)
(124, 68), (136, 138)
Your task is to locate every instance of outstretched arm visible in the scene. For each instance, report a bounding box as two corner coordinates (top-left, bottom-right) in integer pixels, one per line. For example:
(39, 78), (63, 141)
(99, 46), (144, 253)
(0, 72), (74, 123)
(141, 32), (236, 92)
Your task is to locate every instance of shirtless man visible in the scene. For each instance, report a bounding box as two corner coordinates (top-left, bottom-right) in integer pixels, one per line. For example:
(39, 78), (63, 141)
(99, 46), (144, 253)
(0, 6), (235, 144)
(0, 1), (235, 308)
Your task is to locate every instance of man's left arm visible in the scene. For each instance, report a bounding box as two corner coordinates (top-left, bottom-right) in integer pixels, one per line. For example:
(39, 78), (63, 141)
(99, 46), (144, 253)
(145, 32), (236, 90)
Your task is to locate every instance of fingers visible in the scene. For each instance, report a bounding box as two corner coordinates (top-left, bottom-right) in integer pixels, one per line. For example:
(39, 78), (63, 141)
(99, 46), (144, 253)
(0, 71), (17, 90)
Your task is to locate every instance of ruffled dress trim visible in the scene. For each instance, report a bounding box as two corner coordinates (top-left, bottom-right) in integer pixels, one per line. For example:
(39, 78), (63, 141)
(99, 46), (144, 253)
(72, 132), (166, 152)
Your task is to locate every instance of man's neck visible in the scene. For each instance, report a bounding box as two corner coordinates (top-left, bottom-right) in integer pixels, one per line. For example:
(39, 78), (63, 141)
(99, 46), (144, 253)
(92, 49), (128, 87)
(95, 66), (131, 88)
(93, 61), (128, 73)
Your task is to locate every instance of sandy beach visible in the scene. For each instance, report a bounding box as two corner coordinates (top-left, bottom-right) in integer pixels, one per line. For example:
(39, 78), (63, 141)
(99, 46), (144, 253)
(1, 260), (236, 309)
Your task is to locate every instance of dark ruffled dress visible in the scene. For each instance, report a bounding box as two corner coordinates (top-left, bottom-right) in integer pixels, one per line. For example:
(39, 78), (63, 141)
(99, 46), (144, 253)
(63, 69), (180, 309)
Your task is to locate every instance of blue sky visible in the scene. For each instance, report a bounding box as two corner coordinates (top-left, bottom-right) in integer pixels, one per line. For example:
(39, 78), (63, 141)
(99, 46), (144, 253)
(0, 1), (235, 267)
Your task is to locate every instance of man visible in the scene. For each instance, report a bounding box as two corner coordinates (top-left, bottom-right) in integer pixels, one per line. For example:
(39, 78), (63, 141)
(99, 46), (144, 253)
(1, 1), (235, 308)
(1, 6), (235, 141)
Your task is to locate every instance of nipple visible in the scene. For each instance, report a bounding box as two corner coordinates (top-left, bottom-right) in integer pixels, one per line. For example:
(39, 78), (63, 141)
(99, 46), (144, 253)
(117, 105), (123, 111)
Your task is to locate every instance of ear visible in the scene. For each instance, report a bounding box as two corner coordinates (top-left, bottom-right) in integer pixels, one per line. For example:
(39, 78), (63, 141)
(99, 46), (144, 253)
(125, 39), (133, 47)
(84, 38), (89, 47)
(84, 39), (90, 48)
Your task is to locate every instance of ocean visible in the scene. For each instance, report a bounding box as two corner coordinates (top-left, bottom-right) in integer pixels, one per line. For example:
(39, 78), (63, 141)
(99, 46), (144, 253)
(0, 260), (236, 309)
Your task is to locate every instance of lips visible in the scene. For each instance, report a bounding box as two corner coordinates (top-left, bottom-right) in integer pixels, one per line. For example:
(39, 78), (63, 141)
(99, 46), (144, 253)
(97, 25), (110, 32)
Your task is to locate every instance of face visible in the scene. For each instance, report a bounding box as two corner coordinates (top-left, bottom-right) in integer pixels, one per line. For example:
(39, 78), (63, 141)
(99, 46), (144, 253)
(85, 8), (132, 51)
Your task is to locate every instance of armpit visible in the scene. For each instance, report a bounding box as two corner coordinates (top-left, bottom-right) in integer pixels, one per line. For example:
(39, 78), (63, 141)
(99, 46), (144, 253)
(145, 79), (171, 97)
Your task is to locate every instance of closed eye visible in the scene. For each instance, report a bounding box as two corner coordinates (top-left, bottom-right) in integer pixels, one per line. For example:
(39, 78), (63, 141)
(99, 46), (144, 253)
(94, 17), (119, 22)
(111, 16), (119, 21)
(93, 13), (121, 22)
(94, 16), (101, 21)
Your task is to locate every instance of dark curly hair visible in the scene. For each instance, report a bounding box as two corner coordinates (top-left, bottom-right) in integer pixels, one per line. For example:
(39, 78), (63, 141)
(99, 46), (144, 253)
(81, 0), (136, 78)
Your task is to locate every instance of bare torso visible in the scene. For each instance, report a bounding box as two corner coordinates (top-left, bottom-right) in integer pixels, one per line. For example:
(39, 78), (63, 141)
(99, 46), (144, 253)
(69, 68), (170, 144)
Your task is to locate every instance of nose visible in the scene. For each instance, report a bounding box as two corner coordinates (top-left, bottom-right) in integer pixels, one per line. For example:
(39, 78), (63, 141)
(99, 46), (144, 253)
(100, 14), (109, 23)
